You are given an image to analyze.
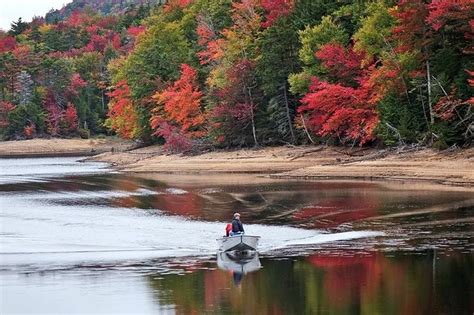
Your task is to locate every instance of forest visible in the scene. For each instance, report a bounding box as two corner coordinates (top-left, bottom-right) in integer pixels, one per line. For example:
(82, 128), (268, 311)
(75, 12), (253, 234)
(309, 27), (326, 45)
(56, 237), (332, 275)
(0, 0), (472, 151)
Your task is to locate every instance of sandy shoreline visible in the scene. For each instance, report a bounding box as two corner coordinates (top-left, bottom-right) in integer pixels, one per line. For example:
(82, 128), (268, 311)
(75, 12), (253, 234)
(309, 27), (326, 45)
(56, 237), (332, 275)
(91, 144), (473, 189)
(0, 138), (135, 158)
(0, 139), (472, 189)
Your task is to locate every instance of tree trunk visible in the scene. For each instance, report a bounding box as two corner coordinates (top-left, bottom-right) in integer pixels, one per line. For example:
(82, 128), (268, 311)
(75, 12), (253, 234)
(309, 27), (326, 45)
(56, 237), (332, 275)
(300, 114), (315, 144)
(247, 87), (258, 147)
(101, 90), (105, 111)
(283, 84), (296, 144)
(419, 86), (430, 127)
(426, 60), (434, 125)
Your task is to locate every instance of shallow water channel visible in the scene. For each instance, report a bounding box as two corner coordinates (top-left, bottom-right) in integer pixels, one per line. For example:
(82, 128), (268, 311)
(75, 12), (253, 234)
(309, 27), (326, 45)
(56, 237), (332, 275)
(0, 157), (473, 314)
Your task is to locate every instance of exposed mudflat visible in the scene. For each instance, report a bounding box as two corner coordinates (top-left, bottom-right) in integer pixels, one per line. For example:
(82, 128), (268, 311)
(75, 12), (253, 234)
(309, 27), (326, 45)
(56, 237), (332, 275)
(1, 139), (472, 188)
(92, 145), (474, 188)
(0, 138), (134, 158)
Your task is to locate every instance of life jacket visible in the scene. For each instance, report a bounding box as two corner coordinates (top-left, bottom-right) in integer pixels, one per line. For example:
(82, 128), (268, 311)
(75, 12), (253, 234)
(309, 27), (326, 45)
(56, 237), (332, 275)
(225, 223), (232, 236)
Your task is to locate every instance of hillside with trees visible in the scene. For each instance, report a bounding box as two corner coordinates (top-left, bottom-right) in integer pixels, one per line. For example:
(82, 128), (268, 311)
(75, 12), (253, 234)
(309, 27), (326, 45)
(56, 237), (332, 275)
(1, 0), (472, 151)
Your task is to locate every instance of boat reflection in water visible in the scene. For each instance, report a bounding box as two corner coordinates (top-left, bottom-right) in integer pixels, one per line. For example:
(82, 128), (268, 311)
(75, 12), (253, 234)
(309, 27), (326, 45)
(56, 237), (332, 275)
(217, 251), (262, 286)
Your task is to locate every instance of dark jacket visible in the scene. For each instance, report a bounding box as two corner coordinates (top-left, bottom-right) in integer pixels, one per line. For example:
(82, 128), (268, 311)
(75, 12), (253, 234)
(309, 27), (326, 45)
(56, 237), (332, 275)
(231, 218), (244, 233)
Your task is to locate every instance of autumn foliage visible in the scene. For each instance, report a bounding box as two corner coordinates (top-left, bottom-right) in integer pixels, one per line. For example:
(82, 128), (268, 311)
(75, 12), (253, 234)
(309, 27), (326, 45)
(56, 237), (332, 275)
(299, 78), (379, 145)
(43, 90), (62, 135)
(426, 0), (474, 32)
(0, 36), (16, 53)
(106, 80), (140, 139)
(261, 0), (294, 28)
(0, 101), (15, 128)
(23, 123), (35, 139)
(315, 43), (366, 86)
(149, 64), (204, 152)
(151, 64), (205, 140)
(196, 18), (223, 65)
(297, 43), (380, 145)
(149, 63), (205, 152)
(1, 0), (472, 146)
(62, 103), (79, 133)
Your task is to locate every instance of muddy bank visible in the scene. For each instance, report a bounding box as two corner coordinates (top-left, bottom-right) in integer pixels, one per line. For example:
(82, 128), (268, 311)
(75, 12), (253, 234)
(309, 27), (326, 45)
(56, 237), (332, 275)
(91, 145), (474, 188)
(0, 138), (135, 158)
(1, 139), (471, 188)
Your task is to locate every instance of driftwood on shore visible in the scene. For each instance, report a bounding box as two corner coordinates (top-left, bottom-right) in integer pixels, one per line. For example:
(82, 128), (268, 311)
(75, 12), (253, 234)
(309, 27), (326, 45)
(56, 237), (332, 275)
(288, 146), (325, 161)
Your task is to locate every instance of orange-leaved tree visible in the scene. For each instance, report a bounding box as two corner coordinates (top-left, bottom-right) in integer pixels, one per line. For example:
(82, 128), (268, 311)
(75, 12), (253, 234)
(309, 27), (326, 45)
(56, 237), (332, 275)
(106, 80), (141, 139)
(151, 64), (206, 140)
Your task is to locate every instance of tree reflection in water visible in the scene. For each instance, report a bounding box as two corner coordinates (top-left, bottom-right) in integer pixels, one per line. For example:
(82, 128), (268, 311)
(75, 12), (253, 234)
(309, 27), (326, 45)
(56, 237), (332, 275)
(146, 250), (473, 315)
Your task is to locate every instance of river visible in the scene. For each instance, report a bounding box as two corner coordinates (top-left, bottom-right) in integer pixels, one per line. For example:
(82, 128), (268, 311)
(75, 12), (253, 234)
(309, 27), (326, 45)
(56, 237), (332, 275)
(0, 157), (473, 314)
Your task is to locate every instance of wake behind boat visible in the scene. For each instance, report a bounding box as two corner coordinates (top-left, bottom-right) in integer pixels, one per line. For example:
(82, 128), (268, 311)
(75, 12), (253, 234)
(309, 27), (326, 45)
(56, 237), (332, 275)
(216, 234), (260, 252)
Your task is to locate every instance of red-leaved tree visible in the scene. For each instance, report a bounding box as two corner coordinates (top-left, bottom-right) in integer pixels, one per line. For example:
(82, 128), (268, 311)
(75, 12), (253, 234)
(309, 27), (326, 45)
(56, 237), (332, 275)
(151, 64), (205, 140)
(61, 103), (78, 133)
(0, 35), (16, 53)
(151, 119), (193, 153)
(261, 0), (294, 28)
(0, 101), (15, 129)
(127, 25), (146, 37)
(163, 0), (193, 12)
(315, 43), (366, 86)
(66, 73), (87, 100)
(43, 90), (62, 135)
(427, 0), (474, 32)
(299, 43), (379, 145)
(299, 78), (379, 145)
(209, 59), (260, 146)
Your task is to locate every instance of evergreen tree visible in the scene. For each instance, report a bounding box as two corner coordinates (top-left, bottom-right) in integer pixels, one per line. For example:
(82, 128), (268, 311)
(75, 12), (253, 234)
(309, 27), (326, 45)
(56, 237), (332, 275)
(9, 18), (29, 36)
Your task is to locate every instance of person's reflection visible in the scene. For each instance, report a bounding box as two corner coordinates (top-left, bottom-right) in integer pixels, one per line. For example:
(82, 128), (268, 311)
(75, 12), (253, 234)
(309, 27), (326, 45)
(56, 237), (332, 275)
(232, 271), (244, 286)
(217, 251), (261, 286)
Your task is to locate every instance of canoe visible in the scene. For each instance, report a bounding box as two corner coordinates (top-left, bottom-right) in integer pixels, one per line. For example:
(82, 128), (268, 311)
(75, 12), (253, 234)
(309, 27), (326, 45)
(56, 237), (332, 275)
(217, 251), (261, 274)
(216, 234), (260, 252)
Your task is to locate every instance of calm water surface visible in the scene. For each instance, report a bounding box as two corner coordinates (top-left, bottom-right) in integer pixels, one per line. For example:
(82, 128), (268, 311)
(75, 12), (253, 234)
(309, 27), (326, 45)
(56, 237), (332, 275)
(0, 157), (473, 314)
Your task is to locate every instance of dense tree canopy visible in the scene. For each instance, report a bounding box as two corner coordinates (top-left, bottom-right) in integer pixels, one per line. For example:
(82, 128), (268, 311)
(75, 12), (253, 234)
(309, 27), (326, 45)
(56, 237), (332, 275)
(0, 0), (472, 149)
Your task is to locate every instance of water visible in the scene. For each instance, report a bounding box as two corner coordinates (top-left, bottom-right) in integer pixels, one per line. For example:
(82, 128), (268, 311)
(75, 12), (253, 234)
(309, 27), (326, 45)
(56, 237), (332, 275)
(0, 157), (473, 314)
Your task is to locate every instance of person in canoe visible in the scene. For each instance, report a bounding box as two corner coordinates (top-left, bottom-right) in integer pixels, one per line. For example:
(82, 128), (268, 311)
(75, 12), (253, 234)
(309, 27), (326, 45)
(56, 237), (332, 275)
(230, 212), (244, 236)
